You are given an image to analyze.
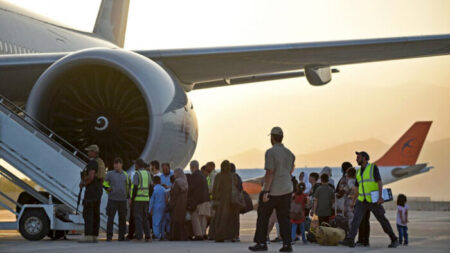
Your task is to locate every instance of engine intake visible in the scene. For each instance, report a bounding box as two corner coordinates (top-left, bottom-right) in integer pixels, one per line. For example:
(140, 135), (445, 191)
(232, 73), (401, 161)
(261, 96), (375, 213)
(26, 48), (195, 169)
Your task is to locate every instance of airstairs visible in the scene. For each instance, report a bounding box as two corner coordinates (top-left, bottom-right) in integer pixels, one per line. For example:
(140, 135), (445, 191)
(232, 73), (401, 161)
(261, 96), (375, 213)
(0, 95), (112, 240)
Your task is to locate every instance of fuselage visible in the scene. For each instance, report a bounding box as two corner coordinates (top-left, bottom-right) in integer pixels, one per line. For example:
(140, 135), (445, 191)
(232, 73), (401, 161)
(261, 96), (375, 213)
(0, 1), (198, 170)
(0, 1), (115, 55)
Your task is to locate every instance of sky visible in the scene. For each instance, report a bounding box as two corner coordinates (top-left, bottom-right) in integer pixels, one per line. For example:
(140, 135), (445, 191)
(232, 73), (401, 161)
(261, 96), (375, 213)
(4, 0), (450, 163)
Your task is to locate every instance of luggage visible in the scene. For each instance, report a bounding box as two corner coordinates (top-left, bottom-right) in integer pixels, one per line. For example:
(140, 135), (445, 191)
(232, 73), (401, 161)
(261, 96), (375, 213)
(231, 174), (245, 209)
(313, 223), (345, 246)
(240, 191), (254, 214)
(289, 199), (304, 220)
(95, 157), (106, 180)
(334, 215), (349, 233)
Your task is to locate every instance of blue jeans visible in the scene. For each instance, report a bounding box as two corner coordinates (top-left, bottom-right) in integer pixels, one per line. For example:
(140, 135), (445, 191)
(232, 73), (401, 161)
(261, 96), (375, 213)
(291, 222), (306, 242)
(397, 224), (408, 244)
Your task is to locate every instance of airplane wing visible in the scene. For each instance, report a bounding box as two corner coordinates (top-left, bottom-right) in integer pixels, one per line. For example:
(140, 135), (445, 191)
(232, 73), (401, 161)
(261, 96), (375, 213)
(139, 34), (450, 89)
(1, 34), (449, 93)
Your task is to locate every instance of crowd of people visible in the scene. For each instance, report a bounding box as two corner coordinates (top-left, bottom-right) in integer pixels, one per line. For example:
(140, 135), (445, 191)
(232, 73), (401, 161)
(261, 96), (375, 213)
(78, 144), (245, 243)
(78, 126), (410, 252)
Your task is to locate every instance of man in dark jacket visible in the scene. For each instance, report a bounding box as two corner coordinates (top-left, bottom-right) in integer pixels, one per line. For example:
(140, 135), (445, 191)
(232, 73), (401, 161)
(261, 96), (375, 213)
(188, 160), (211, 240)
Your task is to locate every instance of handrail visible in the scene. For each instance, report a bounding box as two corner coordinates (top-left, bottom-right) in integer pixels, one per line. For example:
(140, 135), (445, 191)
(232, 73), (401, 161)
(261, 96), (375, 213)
(0, 94), (89, 163)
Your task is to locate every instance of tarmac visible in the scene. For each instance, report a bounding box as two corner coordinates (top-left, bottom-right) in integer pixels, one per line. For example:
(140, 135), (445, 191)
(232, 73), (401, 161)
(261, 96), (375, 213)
(0, 210), (449, 253)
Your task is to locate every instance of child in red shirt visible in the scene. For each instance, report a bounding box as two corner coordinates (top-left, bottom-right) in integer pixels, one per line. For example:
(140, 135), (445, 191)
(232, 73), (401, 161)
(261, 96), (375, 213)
(291, 182), (309, 244)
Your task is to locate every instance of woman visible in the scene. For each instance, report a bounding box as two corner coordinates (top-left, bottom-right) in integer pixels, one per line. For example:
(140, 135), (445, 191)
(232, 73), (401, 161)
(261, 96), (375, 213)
(168, 168), (188, 241)
(211, 160), (240, 242)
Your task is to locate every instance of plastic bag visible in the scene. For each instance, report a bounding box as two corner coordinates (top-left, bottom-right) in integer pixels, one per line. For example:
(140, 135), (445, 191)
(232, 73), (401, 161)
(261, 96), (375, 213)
(310, 214), (319, 233)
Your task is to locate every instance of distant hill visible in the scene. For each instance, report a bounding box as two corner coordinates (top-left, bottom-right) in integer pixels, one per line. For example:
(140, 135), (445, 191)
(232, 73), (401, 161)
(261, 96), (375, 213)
(227, 138), (450, 200)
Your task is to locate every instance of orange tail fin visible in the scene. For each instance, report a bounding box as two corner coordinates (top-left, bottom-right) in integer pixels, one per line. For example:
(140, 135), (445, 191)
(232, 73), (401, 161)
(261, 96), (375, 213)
(375, 121), (432, 166)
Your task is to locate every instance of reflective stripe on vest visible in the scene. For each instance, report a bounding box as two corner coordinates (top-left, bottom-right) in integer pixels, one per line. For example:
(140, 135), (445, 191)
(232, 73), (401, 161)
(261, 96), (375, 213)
(356, 163), (379, 202)
(135, 170), (150, 201)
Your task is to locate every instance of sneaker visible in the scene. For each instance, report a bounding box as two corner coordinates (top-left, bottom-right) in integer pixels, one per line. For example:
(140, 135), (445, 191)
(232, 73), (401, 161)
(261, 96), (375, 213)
(271, 237), (282, 243)
(279, 244), (293, 252)
(266, 237), (271, 245)
(339, 239), (355, 248)
(388, 239), (400, 248)
(249, 243), (268, 251)
(145, 237), (152, 242)
(106, 238), (112, 242)
(403, 242), (408, 246)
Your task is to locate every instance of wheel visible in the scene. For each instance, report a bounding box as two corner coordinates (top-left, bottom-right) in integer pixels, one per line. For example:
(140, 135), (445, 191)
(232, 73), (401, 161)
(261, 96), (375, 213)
(19, 209), (50, 241)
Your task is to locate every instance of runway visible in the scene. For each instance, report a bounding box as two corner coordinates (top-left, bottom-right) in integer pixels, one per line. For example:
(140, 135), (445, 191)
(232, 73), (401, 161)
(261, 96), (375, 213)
(0, 209), (449, 253)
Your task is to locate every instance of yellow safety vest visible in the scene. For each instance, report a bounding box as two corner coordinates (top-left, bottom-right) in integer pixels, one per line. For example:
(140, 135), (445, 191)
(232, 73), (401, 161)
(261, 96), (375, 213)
(356, 163), (379, 202)
(135, 170), (150, 202)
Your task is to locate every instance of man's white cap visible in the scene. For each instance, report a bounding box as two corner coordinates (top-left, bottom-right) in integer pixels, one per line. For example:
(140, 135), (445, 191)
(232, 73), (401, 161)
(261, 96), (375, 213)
(269, 126), (283, 136)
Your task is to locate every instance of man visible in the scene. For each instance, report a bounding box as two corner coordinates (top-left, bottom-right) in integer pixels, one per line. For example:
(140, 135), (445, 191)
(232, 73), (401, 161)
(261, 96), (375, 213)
(356, 211), (371, 246)
(340, 151), (399, 248)
(312, 173), (334, 225)
(250, 127), (295, 252)
(160, 163), (173, 188)
(188, 160), (210, 240)
(78, 144), (103, 243)
(131, 158), (153, 242)
(103, 158), (130, 241)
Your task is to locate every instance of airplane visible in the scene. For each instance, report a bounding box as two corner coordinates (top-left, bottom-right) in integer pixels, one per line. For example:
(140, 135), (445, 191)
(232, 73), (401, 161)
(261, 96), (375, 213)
(242, 121), (434, 195)
(0, 0), (449, 171)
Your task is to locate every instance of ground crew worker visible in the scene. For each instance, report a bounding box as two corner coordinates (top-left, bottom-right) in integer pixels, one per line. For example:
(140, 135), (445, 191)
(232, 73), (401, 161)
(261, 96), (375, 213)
(78, 144), (103, 243)
(340, 151), (399, 248)
(103, 157), (130, 241)
(131, 158), (153, 242)
(249, 127), (295, 252)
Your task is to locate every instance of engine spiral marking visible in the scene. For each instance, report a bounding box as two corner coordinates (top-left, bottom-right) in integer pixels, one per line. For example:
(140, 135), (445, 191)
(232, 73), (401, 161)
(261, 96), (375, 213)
(94, 116), (109, 131)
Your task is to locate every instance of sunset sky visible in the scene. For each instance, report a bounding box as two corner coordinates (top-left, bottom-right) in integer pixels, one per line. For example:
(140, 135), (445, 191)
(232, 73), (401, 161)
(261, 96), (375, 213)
(6, 0), (450, 164)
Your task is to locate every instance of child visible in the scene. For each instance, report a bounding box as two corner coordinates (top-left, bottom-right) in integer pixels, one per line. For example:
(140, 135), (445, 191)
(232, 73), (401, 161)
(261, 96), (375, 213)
(149, 176), (167, 240)
(313, 173), (334, 225)
(397, 194), (409, 246)
(291, 182), (309, 244)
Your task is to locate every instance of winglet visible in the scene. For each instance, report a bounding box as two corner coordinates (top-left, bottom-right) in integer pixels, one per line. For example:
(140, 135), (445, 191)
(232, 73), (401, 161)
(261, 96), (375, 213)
(375, 121), (432, 166)
(93, 0), (130, 48)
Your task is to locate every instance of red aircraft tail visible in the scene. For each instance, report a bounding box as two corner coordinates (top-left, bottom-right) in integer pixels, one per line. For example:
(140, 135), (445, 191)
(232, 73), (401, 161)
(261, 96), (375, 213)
(375, 121), (432, 166)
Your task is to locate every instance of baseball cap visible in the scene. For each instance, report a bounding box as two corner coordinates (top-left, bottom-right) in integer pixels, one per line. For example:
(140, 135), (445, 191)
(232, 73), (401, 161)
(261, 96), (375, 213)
(84, 144), (99, 153)
(269, 126), (283, 136)
(355, 151), (370, 161)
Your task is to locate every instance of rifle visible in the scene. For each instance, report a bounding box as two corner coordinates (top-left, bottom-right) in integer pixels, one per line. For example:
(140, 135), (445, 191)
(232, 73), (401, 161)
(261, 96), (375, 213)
(76, 168), (87, 215)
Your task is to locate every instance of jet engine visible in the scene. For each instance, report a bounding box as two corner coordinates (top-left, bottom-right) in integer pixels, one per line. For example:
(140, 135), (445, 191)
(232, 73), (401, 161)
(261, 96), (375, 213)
(26, 48), (198, 169)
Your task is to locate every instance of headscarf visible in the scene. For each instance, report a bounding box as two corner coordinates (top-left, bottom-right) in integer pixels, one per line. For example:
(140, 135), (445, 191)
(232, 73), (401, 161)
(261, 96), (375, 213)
(220, 160), (231, 174)
(320, 166), (335, 186)
(174, 168), (188, 192)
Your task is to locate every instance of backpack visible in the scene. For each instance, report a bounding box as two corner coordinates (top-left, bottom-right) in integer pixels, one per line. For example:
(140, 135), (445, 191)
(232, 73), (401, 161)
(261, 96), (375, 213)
(95, 157), (106, 180)
(290, 196), (304, 220)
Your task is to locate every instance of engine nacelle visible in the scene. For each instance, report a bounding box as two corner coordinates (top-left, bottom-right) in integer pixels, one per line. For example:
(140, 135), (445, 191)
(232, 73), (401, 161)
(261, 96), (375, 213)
(26, 48), (198, 169)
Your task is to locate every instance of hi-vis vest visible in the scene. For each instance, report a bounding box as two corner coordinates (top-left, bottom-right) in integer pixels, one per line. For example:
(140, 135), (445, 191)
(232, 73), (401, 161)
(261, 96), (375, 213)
(356, 163), (379, 203)
(135, 170), (151, 202)
(103, 171), (130, 198)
